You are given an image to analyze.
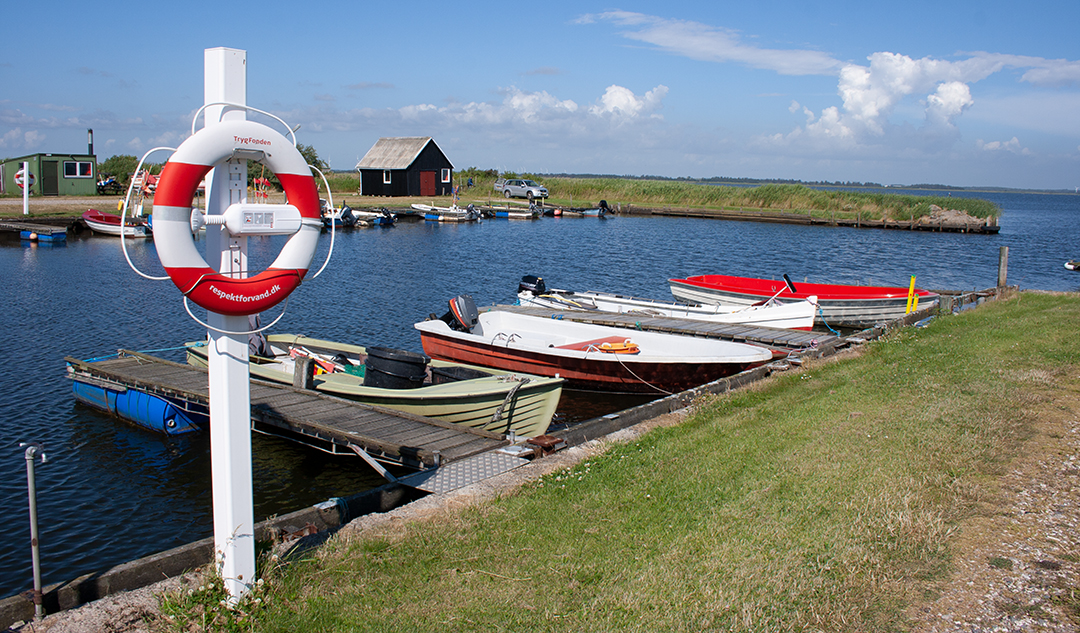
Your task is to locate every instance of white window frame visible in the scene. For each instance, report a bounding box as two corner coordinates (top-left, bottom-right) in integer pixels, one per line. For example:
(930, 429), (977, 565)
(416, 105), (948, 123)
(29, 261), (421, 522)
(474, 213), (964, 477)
(64, 161), (93, 178)
(383, 170), (391, 184)
(441, 168), (451, 183)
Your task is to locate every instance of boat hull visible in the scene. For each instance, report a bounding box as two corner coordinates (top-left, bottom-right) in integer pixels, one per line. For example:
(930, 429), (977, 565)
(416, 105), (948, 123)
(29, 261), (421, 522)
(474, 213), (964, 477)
(669, 275), (938, 329)
(186, 335), (562, 438)
(411, 204), (480, 222)
(518, 289), (816, 330)
(81, 210), (152, 238)
(415, 310), (771, 394)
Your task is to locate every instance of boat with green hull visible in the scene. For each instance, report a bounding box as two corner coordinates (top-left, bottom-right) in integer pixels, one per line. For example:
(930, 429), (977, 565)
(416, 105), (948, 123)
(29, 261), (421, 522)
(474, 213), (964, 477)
(185, 334), (562, 438)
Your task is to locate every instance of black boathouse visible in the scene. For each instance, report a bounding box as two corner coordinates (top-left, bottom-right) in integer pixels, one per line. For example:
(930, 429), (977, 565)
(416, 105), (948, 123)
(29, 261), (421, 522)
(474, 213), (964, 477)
(355, 137), (454, 197)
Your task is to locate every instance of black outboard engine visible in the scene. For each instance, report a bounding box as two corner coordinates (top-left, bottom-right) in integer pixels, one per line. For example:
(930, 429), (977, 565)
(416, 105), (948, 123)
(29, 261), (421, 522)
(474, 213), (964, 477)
(340, 204), (356, 227)
(598, 199), (610, 214)
(439, 294), (480, 332)
(518, 274), (546, 296)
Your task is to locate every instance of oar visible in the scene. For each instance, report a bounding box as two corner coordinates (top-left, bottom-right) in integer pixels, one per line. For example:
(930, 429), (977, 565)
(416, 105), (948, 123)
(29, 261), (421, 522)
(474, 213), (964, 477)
(735, 274), (799, 310)
(762, 274), (798, 305)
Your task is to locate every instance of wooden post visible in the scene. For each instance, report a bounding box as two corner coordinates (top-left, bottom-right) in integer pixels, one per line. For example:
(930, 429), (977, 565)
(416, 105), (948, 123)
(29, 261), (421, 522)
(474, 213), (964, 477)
(997, 246), (1009, 288)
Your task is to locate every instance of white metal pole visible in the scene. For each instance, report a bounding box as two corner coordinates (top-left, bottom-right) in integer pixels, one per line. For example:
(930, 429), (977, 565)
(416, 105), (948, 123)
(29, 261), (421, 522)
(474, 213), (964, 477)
(22, 161), (29, 215)
(203, 47), (255, 603)
(21, 442), (46, 621)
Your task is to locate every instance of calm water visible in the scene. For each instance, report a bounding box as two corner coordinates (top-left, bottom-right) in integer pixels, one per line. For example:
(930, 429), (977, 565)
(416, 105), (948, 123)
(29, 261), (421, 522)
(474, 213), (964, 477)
(0, 189), (1077, 598)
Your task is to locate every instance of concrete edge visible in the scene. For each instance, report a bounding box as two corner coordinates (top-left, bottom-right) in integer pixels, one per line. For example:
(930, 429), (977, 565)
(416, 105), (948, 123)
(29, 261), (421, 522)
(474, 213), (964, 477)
(0, 483), (423, 630)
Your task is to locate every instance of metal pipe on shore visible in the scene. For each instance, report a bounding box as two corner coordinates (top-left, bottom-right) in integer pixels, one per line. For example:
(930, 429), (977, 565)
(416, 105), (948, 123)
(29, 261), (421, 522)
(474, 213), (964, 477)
(20, 442), (46, 621)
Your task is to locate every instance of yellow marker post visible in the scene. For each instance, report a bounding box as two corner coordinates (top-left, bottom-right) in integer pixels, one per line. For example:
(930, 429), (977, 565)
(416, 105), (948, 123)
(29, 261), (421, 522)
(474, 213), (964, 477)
(905, 276), (916, 314)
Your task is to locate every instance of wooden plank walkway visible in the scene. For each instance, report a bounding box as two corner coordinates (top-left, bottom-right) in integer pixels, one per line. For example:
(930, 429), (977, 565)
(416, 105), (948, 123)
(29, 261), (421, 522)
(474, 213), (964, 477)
(491, 304), (841, 354)
(0, 220), (68, 238)
(65, 351), (507, 469)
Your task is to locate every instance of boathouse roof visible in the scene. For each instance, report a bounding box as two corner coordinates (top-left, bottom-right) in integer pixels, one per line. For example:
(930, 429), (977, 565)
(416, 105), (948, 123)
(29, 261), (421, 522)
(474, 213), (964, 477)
(355, 137), (452, 170)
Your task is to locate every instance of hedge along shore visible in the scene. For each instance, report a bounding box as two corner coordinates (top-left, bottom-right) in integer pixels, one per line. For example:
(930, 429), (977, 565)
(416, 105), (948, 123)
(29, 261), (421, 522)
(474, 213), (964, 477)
(19, 289), (1080, 632)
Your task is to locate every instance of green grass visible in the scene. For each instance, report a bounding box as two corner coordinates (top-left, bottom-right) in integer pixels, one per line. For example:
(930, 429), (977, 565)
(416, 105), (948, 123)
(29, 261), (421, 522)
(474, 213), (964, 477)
(155, 292), (1078, 632)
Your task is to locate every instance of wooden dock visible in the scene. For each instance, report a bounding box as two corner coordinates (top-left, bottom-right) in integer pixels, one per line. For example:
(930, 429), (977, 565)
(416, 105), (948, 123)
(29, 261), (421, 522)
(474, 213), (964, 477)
(0, 219), (69, 240)
(490, 304), (841, 354)
(65, 351), (509, 470)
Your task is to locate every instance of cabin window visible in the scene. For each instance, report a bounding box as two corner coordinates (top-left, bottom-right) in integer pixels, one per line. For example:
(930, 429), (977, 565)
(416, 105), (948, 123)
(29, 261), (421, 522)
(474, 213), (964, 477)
(64, 161), (93, 178)
(441, 168), (451, 183)
(383, 170), (391, 184)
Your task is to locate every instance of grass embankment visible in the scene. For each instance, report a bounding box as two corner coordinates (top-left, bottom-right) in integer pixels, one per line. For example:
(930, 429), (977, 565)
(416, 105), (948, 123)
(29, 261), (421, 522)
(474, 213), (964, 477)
(321, 171), (1000, 224)
(163, 292), (1080, 632)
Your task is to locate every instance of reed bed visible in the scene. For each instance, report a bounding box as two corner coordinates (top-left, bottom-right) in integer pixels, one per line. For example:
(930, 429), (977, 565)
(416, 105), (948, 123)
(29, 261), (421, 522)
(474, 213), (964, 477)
(322, 172), (999, 224)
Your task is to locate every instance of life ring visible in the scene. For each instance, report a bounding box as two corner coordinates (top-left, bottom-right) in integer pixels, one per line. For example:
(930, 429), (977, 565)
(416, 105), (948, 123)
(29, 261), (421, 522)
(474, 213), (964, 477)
(599, 339), (639, 354)
(153, 119), (321, 316)
(14, 169), (35, 188)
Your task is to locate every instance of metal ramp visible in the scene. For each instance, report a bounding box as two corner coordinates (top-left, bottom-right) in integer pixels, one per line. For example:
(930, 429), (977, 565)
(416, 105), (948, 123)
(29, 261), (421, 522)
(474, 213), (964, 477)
(399, 451), (530, 494)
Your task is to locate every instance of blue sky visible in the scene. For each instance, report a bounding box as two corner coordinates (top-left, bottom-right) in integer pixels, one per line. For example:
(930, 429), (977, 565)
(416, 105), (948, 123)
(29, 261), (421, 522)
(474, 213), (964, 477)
(3, 1), (1079, 189)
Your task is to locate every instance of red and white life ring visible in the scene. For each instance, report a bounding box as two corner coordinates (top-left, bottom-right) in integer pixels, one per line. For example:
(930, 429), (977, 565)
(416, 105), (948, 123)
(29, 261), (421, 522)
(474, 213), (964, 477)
(14, 169), (35, 188)
(153, 119), (321, 317)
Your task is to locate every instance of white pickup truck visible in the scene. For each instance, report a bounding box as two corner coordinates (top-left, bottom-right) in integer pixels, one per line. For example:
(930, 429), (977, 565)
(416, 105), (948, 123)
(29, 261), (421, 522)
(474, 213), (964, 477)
(493, 178), (549, 200)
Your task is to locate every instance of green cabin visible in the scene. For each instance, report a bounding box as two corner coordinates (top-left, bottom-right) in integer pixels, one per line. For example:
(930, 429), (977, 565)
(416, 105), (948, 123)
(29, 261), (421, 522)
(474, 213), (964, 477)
(1, 153), (98, 196)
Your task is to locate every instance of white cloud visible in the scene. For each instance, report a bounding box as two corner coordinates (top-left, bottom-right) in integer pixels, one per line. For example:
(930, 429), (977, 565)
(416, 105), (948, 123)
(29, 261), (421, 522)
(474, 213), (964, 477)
(589, 85), (668, 118)
(962, 53), (1080, 87)
(398, 103), (438, 120)
(503, 88), (579, 123)
(925, 81), (974, 127)
(0, 127), (44, 150)
(580, 11), (1080, 168)
(768, 51), (1032, 156)
(580, 11), (841, 75)
(832, 52), (992, 136)
(290, 84), (662, 134)
(1023, 63), (1080, 86)
(977, 137), (1032, 155)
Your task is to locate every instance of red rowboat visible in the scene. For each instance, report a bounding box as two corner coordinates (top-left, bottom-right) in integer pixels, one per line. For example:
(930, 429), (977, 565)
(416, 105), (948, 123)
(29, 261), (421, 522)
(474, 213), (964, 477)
(81, 209), (152, 238)
(669, 274), (938, 329)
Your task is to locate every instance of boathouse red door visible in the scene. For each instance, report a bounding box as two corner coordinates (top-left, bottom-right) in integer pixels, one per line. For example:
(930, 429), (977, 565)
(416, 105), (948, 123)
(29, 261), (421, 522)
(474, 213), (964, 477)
(419, 170), (436, 196)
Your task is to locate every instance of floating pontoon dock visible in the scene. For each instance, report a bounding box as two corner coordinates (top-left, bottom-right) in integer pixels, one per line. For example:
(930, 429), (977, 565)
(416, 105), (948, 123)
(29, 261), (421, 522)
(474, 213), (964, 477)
(65, 351), (512, 473)
(0, 220), (68, 241)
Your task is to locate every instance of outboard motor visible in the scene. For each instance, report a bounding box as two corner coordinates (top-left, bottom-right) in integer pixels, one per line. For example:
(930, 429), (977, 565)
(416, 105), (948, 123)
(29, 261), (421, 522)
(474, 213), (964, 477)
(598, 199), (610, 215)
(518, 274), (546, 296)
(340, 204), (356, 227)
(439, 294), (479, 332)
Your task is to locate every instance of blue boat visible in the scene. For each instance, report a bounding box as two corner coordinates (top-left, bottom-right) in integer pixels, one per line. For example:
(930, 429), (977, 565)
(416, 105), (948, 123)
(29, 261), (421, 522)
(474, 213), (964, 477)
(321, 202), (396, 228)
(68, 363), (207, 435)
